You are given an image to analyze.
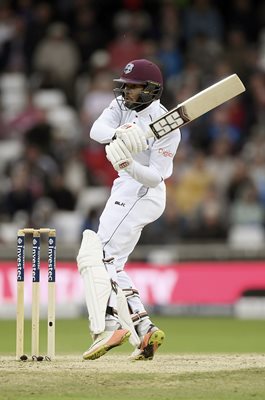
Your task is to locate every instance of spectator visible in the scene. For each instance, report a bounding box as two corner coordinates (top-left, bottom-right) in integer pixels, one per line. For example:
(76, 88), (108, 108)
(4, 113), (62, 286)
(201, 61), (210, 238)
(225, 29), (251, 82)
(0, 16), (28, 72)
(206, 136), (236, 193)
(182, 0), (224, 44)
(258, 28), (265, 71)
(80, 70), (115, 131)
(207, 105), (243, 152)
(246, 70), (265, 134)
(185, 32), (224, 76)
(81, 207), (101, 234)
(226, 160), (253, 203)
(250, 151), (265, 206)
(187, 183), (228, 241)
(47, 172), (76, 211)
(171, 151), (214, 217)
(9, 123), (60, 199)
(225, 0), (260, 43)
(30, 196), (56, 229)
(63, 147), (90, 196)
(6, 91), (46, 138)
(156, 35), (183, 80)
(157, 0), (181, 41)
(107, 10), (147, 71)
(229, 183), (265, 227)
(0, 164), (34, 219)
(23, 1), (54, 72)
(33, 22), (81, 101)
(0, 3), (14, 62)
(71, 6), (108, 63)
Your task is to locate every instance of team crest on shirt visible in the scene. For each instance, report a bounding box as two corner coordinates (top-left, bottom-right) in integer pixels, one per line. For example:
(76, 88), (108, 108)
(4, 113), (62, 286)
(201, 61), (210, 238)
(124, 63), (134, 74)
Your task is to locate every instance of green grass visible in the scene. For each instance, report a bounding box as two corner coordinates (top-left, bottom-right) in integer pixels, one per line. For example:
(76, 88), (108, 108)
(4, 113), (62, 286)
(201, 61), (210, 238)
(1, 366), (265, 400)
(1, 316), (265, 355)
(1, 317), (265, 400)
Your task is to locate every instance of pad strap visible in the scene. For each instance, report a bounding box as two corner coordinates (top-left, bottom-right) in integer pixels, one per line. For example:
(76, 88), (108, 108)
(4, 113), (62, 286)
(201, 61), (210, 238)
(131, 311), (149, 323)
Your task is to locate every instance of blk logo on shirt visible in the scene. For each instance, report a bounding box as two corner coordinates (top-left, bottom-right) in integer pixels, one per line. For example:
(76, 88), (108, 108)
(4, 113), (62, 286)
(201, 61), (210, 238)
(115, 201), (125, 207)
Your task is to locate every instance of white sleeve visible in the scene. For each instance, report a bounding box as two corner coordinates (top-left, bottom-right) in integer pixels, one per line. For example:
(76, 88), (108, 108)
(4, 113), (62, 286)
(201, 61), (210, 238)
(126, 130), (181, 188)
(125, 161), (162, 188)
(90, 99), (121, 144)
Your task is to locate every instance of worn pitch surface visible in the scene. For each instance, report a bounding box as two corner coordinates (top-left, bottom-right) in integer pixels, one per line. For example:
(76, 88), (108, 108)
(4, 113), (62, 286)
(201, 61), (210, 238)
(1, 354), (265, 400)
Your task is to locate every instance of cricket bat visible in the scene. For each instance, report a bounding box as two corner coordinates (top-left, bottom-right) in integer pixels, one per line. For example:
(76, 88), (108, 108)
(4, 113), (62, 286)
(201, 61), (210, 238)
(147, 74), (245, 139)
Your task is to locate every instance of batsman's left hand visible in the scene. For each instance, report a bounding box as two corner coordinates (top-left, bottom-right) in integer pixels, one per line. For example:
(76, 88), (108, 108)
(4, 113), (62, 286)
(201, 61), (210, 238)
(106, 138), (133, 171)
(114, 123), (148, 153)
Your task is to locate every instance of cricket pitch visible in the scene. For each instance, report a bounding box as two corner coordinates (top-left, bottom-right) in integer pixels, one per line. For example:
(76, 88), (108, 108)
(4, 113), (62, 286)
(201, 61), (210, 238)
(1, 354), (265, 400)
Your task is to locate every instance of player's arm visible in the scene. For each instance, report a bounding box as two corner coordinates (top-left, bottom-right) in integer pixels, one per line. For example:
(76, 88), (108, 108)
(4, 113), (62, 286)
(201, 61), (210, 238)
(126, 131), (181, 187)
(125, 160), (163, 188)
(91, 117), (148, 152)
(106, 130), (180, 188)
(106, 141), (161, 187)
(90, 99), (120, 144)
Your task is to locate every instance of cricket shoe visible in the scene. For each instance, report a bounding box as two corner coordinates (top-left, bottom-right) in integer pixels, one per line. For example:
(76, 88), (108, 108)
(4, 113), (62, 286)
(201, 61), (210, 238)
(83, 329), (131, 360)
(129, 326), (165, 361)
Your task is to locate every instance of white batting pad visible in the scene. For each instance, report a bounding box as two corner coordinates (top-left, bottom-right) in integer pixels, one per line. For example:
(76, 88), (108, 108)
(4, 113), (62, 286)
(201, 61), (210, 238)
(77, 230), (111, 334)
(77, 229), (105, 269)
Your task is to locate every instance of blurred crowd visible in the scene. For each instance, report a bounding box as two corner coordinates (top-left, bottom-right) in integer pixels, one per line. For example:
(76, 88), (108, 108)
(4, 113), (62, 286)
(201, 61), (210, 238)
(0, 0), (264, 248)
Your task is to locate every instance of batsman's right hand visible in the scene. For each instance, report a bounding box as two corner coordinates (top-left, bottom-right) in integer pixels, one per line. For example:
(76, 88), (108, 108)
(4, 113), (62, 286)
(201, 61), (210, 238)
(114, 123), (148, 154)
(106, 138), (133, 172)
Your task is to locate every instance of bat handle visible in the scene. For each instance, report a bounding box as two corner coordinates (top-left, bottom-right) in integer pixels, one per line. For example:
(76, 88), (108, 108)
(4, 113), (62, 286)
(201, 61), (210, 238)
(145, 129), (155, 139)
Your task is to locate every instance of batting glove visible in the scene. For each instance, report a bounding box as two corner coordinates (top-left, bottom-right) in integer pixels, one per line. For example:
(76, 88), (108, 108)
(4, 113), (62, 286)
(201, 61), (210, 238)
(114, 123), (148, 153)
(106, 138), (133, 172)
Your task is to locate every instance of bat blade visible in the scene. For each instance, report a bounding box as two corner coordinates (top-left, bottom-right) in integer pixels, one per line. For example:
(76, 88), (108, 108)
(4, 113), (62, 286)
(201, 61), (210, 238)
(148, 74), (245, 139)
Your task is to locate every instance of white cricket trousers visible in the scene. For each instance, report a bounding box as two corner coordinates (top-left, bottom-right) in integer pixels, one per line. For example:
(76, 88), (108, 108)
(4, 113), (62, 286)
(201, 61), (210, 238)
(98, 175), (166, 270)
(98, 175), (166, 312)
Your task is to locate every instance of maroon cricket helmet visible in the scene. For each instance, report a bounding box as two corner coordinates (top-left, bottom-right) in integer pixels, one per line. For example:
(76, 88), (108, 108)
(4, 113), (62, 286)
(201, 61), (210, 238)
(113, 59), (163, 110)
(114, 59), (163, 86)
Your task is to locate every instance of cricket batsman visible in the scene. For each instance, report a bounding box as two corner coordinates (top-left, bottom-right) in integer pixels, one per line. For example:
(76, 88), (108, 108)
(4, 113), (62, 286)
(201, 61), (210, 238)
(77, 59), (181, 360)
